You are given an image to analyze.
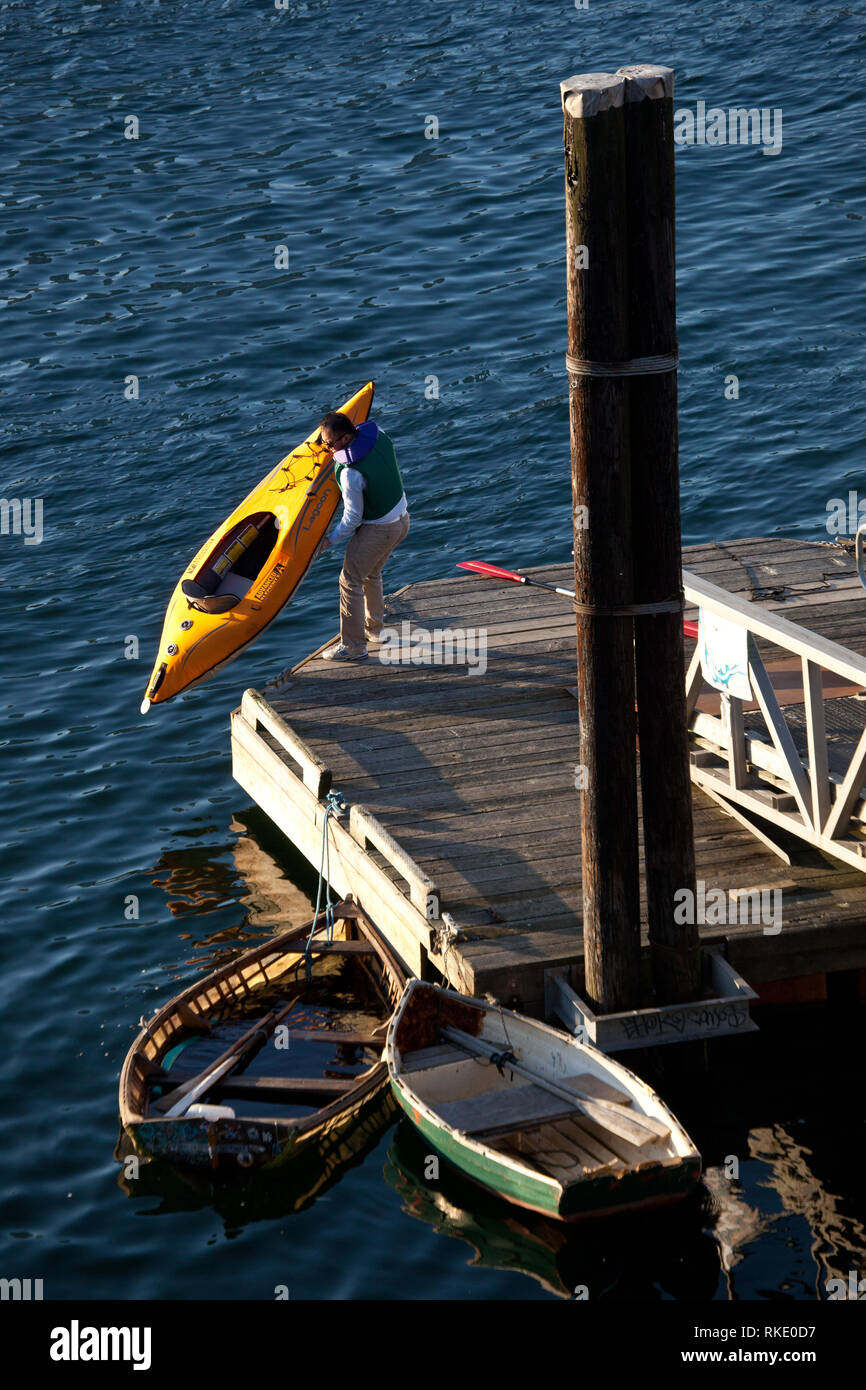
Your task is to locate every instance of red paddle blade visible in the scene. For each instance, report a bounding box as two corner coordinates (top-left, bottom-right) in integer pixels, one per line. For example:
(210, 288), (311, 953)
(683, 619), (699, 640)
(457, 560), (524, 583)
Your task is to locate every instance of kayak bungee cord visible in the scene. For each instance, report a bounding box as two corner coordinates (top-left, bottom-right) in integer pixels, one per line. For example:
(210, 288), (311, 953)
(280, 436), (329, 491)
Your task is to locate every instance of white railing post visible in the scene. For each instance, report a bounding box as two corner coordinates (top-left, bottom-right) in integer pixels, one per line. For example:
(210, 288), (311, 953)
(745, 638), (813, 828)
(802, 657), (831, 831)
(682, 570), (866, 865)
(720, 693), (747, 790)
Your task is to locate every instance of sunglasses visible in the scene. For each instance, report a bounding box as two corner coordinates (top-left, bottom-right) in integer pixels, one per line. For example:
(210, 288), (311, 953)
(320, 432), (349, 452)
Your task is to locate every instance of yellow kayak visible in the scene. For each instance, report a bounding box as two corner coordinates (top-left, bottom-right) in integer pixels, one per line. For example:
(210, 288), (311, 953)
(141, 381), (374, 711)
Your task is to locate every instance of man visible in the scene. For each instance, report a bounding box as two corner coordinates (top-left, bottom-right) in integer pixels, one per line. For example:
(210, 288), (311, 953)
(317, 409), (410, 662)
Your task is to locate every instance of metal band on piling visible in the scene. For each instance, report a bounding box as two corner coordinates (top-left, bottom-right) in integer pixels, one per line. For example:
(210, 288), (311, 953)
(572, 594), (684, 618)
(565, 351), (678, 378)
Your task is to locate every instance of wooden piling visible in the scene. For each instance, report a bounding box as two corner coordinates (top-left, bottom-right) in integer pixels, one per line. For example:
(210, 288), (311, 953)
(561, 73), (640, 1014)
(617, 65), (700, 1004)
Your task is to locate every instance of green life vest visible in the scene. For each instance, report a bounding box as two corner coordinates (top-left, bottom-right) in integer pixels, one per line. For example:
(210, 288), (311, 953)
(334, 430), (404, 521)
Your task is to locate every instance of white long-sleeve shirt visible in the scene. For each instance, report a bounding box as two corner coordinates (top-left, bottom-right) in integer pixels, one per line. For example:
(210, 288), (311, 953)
(328, 465), (407, 546)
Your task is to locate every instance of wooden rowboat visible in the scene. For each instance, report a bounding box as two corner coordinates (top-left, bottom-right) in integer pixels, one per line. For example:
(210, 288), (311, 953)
(386, 980), (701, 1221)
(119, 901), (407, 1173)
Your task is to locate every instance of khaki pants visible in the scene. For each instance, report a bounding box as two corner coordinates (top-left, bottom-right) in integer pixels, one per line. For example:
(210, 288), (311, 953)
(340, 512), (410, 649)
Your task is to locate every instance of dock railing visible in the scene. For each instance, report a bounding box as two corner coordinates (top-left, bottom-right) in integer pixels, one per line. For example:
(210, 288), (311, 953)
(231, 689), (440, 978)
(684, 570), (866, 871)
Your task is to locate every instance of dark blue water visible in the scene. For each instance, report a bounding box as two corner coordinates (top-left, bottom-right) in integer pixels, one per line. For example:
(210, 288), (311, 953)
(2, 0), (865, 1299)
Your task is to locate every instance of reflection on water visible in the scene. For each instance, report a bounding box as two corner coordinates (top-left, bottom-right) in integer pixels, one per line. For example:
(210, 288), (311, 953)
(703, 1167), (767, 1294)
(149, 808), (317, 978)
(151, 839), (243, 921)
(660, 999), (866, 1301)
(229, 810), (319, 934)
(385, 1121), (717, 1300)
(115, 1090), (398, 1233)
(705, 1121), (866, 1301)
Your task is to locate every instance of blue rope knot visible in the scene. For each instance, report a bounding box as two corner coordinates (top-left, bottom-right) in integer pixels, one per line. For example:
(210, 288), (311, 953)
(326, 791), (348, 818)
(304, 789), (348, 976)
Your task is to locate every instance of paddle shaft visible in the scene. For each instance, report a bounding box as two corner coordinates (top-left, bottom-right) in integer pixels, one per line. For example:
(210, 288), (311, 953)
(507, 574), (575, 599)
(441, 1026), (660, 1148)
(157, 999), (299, 1117)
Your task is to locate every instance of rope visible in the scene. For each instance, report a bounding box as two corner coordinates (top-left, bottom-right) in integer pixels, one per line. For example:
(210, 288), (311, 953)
(573, 594), (684, 617)
(305, 790), (348, 977)
(433, 912), (460, 986)
(565, 351), (678, 378)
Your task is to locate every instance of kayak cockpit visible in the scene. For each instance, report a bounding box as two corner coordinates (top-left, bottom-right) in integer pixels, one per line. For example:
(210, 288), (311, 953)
(183, 511), (280, 613)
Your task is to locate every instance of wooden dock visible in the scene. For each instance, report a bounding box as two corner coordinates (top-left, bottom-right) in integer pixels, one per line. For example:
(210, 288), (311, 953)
(230, 537), (866, 1015)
